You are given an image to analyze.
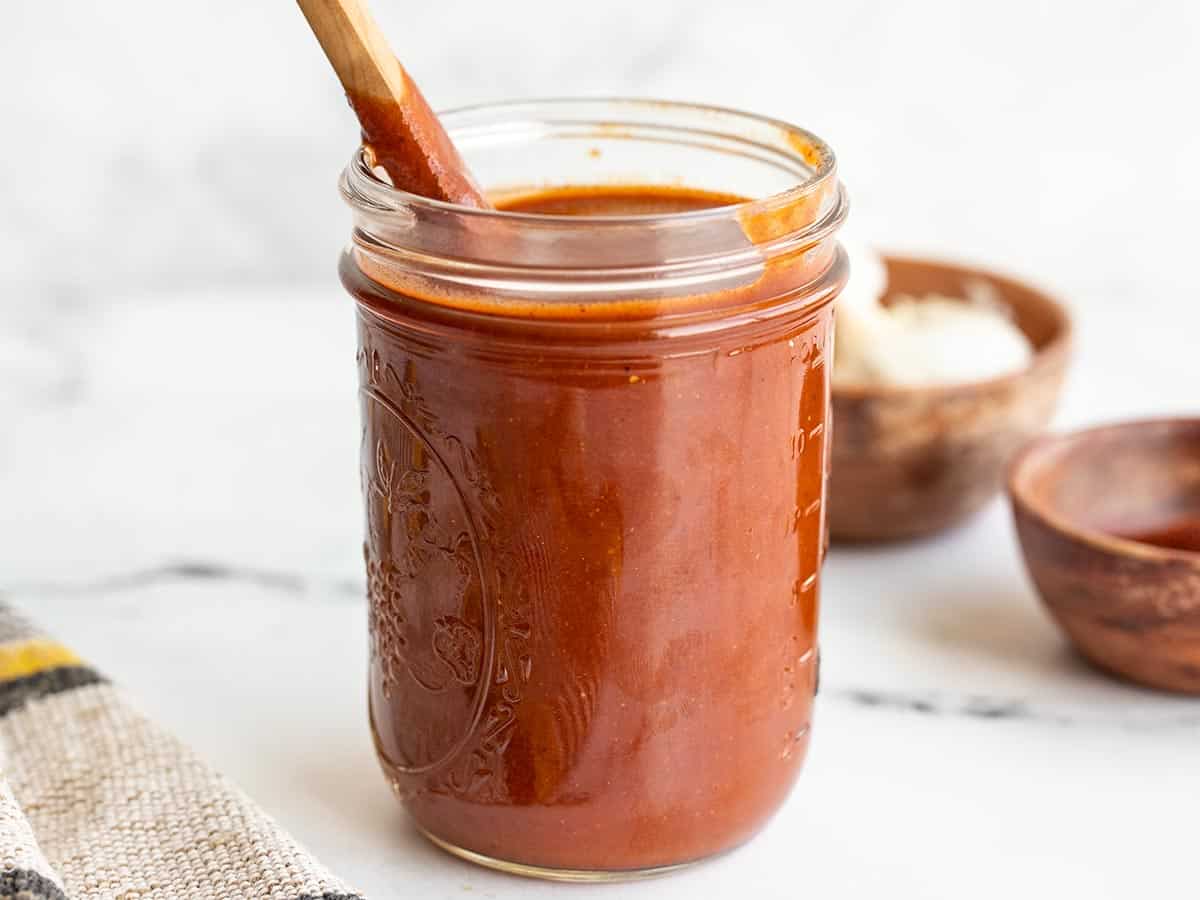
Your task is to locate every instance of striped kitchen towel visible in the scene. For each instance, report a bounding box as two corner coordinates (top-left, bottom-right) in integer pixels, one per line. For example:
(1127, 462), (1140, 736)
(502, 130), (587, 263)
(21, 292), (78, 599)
(0, 604), (363, 900)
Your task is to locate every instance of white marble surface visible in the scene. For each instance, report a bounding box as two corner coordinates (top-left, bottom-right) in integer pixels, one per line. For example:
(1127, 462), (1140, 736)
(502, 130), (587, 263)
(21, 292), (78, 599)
(3, 1), (1200, 897)
(5, 285), (1199, 899)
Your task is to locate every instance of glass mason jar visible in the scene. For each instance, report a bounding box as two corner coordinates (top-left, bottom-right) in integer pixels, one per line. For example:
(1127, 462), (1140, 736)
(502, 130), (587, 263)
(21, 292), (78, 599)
(340, 99), (847, 880)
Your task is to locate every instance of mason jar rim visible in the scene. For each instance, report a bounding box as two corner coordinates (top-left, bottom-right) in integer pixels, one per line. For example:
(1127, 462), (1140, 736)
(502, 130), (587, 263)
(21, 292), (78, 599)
(339, 97), (847, 316)
(341, 97), (840, 227)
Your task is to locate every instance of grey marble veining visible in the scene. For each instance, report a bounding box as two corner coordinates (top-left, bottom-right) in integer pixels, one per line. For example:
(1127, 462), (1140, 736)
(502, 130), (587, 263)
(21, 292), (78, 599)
(14, 553), (1200, 733)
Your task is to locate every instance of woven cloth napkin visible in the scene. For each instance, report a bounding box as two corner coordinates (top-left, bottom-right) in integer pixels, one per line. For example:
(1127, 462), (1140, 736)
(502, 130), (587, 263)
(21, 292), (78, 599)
(0, 604), (364, 900)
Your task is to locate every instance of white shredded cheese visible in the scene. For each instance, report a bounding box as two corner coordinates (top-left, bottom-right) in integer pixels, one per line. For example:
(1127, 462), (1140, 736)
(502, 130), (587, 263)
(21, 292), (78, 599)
(834, 243), (1033, 387)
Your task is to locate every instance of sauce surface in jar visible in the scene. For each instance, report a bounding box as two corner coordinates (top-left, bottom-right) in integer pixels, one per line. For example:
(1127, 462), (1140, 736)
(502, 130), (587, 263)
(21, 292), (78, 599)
(495, 183), (746, 215)
(347, 182), (834, 876)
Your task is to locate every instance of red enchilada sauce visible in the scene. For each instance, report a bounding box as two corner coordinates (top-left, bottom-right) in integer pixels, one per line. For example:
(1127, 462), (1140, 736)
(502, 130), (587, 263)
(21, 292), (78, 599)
(345, 184), (834, 873)
(1116, 519), (1200, 554)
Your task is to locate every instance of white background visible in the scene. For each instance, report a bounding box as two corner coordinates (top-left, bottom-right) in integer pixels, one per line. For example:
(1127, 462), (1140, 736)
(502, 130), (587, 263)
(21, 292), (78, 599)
(3, 2), (1199, 898)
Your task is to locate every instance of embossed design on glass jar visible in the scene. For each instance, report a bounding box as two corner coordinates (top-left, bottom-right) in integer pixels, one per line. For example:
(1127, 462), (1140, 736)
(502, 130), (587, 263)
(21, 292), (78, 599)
(362, 359), (491, 774)
(433, 615), (484, 684)
(359, 341), (534, 792)
(434, 556), (534, 803)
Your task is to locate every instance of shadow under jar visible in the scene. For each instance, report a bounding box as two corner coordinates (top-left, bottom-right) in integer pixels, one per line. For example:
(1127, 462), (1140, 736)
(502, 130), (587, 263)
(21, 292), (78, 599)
(339, 99), (847, 880)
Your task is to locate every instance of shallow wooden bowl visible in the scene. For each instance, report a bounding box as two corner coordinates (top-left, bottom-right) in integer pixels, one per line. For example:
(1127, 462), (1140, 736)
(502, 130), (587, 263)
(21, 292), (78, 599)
(828, 257), (1072, 542)
(1009, 419), (1200, 693)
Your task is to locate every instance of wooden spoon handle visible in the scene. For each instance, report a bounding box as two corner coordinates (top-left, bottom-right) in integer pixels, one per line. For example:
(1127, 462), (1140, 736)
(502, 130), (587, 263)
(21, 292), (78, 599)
(297, 0), (490, 207)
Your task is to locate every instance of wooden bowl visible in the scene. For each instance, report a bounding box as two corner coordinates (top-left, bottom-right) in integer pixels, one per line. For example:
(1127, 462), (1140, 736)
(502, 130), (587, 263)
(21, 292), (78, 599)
(1009, 419), (1200, 693)
(828, 257), (1071, 542)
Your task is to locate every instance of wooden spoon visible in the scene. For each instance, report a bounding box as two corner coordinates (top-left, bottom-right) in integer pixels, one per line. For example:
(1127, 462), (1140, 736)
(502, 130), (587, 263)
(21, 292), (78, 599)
(297, 0), (491, 207)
